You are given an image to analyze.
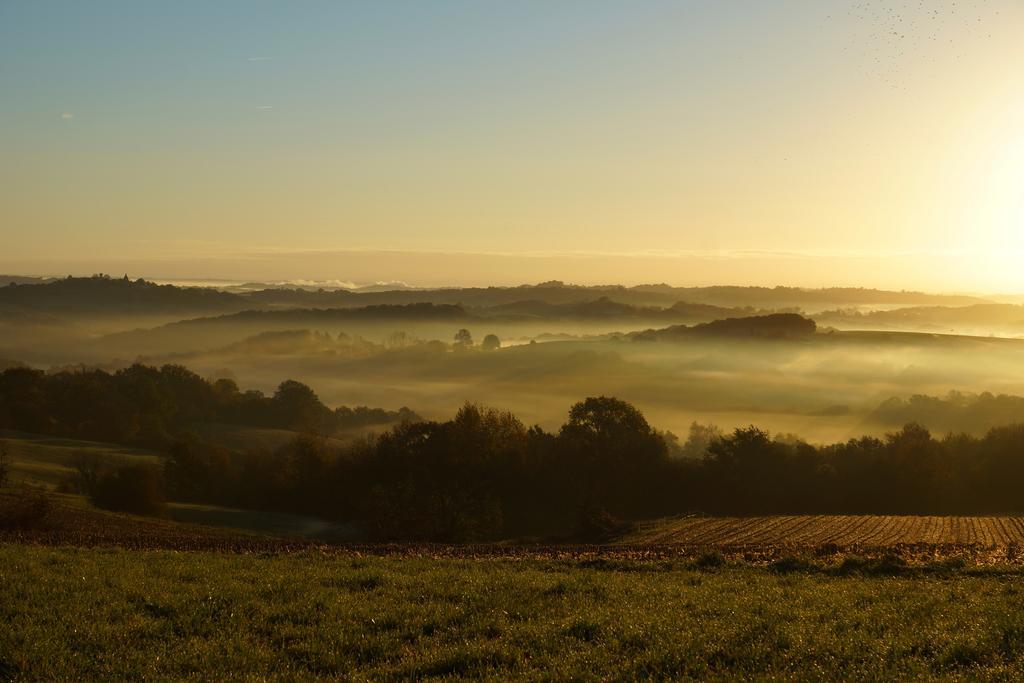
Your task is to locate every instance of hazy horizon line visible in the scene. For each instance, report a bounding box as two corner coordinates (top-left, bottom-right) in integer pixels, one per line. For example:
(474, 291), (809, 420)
(2, 271), (1020, 300)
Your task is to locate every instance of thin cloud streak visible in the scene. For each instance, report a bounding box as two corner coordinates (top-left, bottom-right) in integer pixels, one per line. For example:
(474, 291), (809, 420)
(223, 246), (1016, 263)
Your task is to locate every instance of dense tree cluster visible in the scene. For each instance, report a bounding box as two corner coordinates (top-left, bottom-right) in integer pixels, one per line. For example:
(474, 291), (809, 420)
(630, 313), (817, 342)
(157, 400), (1024, 542)
(90, 464), (167, 516)
(681, 422), (1024, 516)
(0, 440), (9, 488)
(0, 365), (418, 447)
(160, 397), (678, 540)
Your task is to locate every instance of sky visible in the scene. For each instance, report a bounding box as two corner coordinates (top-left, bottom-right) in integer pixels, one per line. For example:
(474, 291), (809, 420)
(2, 1), (1022, 291)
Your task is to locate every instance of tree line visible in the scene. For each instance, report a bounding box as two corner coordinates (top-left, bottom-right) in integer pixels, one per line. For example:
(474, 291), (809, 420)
(0, 365), (418, 447)
(108, 401), (1024, 541)
(8, 365), (1024, 541)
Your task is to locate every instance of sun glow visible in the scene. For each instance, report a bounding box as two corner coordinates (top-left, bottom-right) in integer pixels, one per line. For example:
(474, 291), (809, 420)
(939, 96), (1024, 292)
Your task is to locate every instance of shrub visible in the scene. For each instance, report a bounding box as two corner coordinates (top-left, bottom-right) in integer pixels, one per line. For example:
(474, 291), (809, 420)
(0, 486), (52, 530)
(577, 509), (634, 542)
(769, 556), (814, 573)
(74, 452), (103, 497)
(693, 551), (726, 569)
(0, 440), (9, 488)
(91, 464), (167, 516)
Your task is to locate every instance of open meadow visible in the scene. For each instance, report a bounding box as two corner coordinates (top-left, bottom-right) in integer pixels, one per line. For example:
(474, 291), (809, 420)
(6, 544), (1024, 680)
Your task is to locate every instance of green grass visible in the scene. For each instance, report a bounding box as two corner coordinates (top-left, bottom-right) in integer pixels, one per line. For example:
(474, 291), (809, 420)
(4, 547), (1024, 679)
(0, 430), (158, 489)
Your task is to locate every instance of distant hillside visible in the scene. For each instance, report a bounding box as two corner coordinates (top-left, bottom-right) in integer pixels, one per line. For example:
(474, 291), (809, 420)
(244, 284), (683, 308)
(202, 303), (470, 326)
(475, 297), (773, 322)
(631, 313), (818, 342)
(816, 304), (1024, 333)
(218, 330), (344, 355)
(0, 275), (57, 286)
(103, 300), (783, 355)
(0, 275), (247, 315)
(689, 313), (817, 337)
(865, 392), (1024, 436)
(0, 274), (991, 317)
(246, 283), (990, 310)
(0, 276), (993, 317)
(99, 303), (472, 354)
(648, 285), (989, 309)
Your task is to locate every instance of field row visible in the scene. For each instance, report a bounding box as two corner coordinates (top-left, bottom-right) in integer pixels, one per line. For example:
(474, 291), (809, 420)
(631, 515), (1024, 546)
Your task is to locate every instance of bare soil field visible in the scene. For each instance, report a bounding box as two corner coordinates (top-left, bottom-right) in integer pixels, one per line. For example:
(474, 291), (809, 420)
(628, 514), (1024, 547)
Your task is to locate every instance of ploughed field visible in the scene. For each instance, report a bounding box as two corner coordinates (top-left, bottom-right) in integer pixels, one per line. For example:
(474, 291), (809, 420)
(629, 515), (1024, 547)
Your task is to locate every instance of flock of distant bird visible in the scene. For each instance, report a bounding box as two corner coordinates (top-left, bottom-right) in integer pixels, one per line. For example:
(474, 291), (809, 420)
(832, 0), (999, 88)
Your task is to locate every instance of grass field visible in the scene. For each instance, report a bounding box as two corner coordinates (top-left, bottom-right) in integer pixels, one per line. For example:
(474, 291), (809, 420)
(0, 430), (158, 489)
(0, 490), (315, 552)
(8, 493), (1024, 678)
(5, 545), (1024, 680)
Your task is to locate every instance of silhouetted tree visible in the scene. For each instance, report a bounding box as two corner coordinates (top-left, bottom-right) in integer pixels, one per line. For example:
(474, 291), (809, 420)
(386, 331), (412, 348)
(272, 380), (329, 433)
(704, 426), (789, 513)
(680, 422), (723, 459)
(453, 328), (473, 350)
(74, 452), (103, 498)
(557, 397), (671, 519)
(481, 334), (501, 351)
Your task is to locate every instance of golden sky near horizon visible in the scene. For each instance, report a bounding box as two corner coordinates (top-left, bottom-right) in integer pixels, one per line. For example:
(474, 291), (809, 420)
(2, 1), (1022, 291)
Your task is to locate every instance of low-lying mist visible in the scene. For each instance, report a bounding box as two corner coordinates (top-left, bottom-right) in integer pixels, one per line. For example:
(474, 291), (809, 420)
(19, 327), (1017, 444)
(4, 277), (1024, 444)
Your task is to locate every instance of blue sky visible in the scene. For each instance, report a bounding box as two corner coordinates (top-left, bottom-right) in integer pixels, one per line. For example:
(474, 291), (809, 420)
(2, 1), (1021, 290)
